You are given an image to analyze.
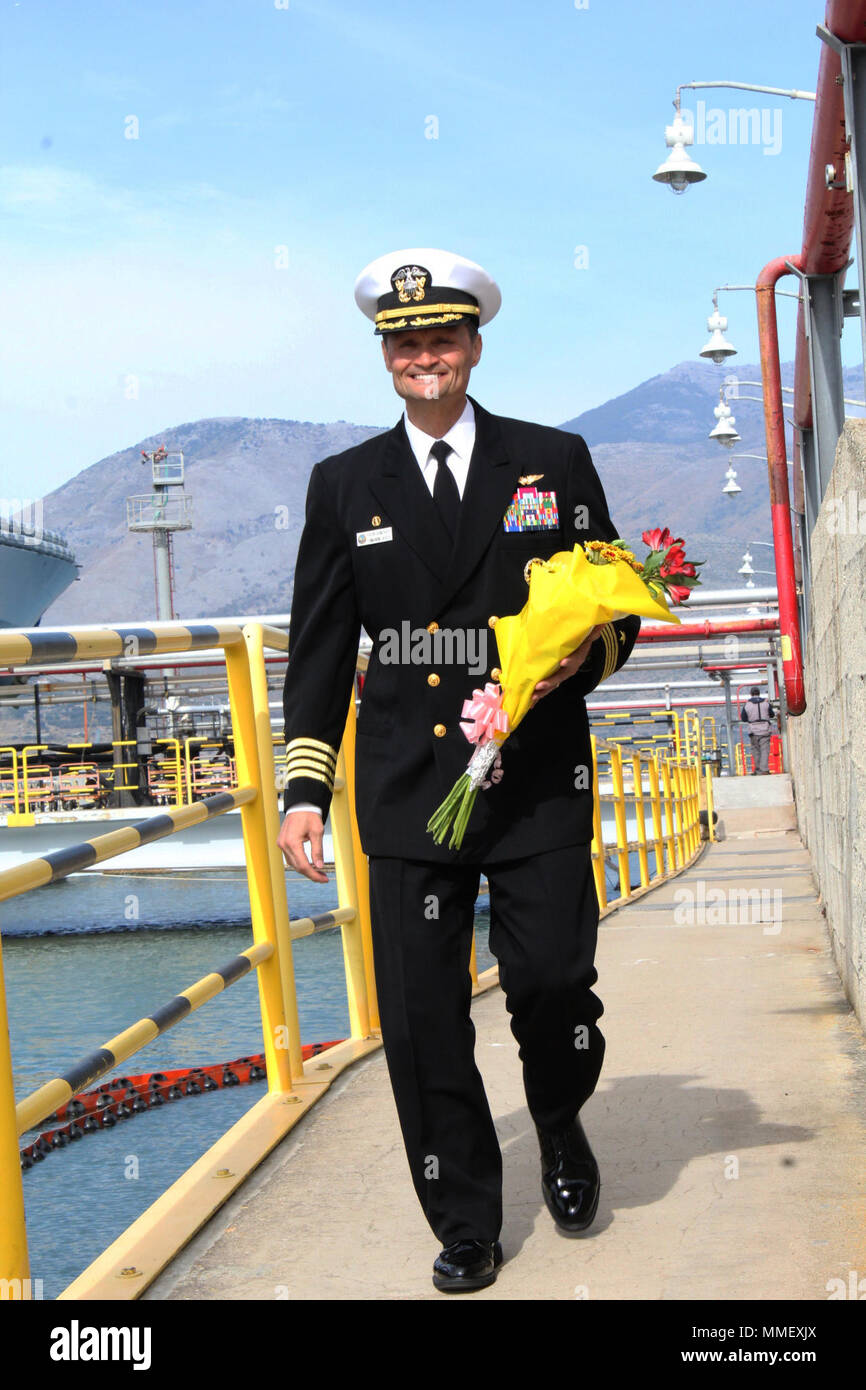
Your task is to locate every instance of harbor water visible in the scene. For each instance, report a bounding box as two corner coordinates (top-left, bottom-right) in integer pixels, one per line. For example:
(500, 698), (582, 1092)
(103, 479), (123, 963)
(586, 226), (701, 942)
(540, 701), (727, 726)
(2, 869), (497, 1298)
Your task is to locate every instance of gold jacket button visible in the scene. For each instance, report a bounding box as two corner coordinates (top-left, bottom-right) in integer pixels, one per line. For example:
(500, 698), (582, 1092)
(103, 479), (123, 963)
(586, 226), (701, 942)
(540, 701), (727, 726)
(490, 667), (501, 681)
(487, 615), (498, 628)
(427, 673), (440, 687)
(433, 723), (446, 738)
(427, 621), (439, 634)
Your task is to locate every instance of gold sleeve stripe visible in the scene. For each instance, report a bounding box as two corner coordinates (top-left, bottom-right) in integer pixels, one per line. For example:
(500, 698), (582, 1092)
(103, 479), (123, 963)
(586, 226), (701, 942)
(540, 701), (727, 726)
(600, 624), (619, 684)
(286, 749), (337, 774)
(284, 764), (335, 790)
(286, 737), (337, 766)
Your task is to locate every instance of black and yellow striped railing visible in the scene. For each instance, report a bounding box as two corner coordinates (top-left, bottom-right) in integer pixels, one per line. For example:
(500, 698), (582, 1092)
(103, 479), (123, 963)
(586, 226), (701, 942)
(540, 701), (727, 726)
(0, 620), (379, 1302)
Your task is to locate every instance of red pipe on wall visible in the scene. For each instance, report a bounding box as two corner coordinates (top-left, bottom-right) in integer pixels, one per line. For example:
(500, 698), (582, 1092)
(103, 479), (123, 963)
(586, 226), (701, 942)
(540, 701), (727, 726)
(794, 0), (865, 431)
(756, 255), (806, 713)
(759, 1), (866, 716)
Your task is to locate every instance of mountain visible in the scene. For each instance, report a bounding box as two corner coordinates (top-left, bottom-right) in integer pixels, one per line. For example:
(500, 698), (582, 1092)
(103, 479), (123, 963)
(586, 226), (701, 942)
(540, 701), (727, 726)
(42, 358), (841, 625)
(41, 417), (382, 624)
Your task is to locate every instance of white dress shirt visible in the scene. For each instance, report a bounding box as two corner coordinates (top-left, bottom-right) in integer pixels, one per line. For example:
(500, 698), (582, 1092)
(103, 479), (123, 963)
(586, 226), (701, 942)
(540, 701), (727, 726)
(287, 400), (477, 820)
(402, 397), (476, 499)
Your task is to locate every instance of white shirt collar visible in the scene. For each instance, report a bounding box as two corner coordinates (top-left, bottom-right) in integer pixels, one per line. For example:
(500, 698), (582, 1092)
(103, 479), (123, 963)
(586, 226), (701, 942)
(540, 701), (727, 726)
(402, 397), (476, 470)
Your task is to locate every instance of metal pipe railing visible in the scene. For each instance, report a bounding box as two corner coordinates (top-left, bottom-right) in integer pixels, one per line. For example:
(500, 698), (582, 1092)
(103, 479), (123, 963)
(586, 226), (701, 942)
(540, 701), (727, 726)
(16, 940), (274, 1137)
(0, 618), (708, 1300)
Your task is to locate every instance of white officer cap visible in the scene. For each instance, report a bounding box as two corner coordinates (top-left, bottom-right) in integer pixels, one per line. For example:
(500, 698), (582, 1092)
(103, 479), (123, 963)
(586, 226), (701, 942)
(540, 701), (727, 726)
(354, 247), (501, 335)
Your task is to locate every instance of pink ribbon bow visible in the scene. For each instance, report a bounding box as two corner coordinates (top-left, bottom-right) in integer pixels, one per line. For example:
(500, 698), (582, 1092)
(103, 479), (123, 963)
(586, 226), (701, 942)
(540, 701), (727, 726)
(460, 683), (510, 745)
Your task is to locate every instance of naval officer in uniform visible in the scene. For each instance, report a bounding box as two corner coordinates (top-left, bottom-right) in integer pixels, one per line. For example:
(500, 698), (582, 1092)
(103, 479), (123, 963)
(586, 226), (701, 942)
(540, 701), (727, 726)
(278, 248), (639, 1292)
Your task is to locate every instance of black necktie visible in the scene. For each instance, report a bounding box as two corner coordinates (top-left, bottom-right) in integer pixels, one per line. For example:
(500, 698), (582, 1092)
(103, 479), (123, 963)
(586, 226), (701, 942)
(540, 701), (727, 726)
(430, 439), (460, 538)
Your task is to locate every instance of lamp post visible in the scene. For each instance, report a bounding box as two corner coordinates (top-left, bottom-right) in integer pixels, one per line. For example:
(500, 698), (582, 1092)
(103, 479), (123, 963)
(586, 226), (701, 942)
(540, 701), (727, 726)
(709, 388), (741, 447)
(739, 541), (777, 583)
(653, 82), (815, 193)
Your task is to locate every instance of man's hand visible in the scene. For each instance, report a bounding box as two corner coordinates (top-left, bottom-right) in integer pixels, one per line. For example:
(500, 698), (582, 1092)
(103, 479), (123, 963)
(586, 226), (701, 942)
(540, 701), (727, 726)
(530, 623), (606, 708)
(277, 810), (329, 883)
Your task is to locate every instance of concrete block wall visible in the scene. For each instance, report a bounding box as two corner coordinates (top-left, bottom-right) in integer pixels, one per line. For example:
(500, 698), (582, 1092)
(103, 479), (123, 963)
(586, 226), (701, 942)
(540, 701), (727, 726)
(788, 419), (866, 1030)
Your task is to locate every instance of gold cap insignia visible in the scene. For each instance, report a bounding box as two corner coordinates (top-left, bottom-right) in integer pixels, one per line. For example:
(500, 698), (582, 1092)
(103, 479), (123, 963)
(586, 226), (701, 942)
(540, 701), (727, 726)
(391, 264), (429, 304)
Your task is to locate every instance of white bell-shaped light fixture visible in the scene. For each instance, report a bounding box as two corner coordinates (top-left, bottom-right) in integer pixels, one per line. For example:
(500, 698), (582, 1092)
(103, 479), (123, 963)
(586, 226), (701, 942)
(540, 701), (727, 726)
(745, 578), (755, 589)
(722, 465), (742, 497)
(738, 558), (755, 576)
(710, 399), (741, 446)
(652, 112), (707, 194)
(700, 308), (737, 364)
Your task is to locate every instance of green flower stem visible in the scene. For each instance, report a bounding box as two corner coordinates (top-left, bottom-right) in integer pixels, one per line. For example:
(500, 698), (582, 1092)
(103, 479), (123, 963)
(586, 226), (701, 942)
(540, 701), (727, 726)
(426, 773), (480, 850)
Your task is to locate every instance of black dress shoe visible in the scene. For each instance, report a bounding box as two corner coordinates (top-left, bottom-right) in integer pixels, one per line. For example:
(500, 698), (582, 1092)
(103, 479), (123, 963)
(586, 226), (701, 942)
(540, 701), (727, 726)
(432, 1239), (503, 1292)
(536, 1116), (600, 1233)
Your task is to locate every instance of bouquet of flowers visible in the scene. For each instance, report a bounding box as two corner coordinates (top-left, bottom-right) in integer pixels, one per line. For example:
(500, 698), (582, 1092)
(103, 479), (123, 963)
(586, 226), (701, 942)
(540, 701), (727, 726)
(426, 527), (703, 849)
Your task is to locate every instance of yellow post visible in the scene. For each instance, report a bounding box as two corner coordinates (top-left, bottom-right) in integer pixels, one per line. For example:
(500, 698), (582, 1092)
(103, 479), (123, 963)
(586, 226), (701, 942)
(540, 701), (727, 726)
(683, 708), (699, 761)
(21, 746), (47, 816)
(242, 625), (305, 1083)
(647, 755), (665, 879)
(661, 758), (677, 871)
(154, 739), (183, 805)
(705, 765), (716, 842)
(609, 744), (630, 900)
(0, 933), (29, 1294)
(0, 749), (20, 816)
(672, 764), (686, 865)
(183, 738), (195, 806)
(338, 682), (379, 1030)
(331, 728), (371, 1041)
(111, 740), (139, 792)
(630, 752), (650, 888)
(590, 735), (608, 911)
(683, 764), (695, 857)
(224, 639), (292, 1095)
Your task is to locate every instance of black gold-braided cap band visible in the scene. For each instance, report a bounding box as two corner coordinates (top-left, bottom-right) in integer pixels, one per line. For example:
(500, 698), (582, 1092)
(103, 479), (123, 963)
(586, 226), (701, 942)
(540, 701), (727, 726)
(375, 289), (480, 335)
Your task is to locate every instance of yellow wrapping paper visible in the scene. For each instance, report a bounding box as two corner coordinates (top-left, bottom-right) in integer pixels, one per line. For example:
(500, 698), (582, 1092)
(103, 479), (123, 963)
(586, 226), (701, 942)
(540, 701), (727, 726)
(493, 544), (680, 735)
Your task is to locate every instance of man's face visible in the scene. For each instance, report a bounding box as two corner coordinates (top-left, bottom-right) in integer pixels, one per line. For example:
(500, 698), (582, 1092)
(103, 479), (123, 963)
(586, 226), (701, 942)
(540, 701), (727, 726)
(381, 322), (482, 404)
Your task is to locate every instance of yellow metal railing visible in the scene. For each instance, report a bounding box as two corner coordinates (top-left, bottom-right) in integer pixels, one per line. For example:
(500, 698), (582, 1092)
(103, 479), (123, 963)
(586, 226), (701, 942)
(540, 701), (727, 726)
(0, 619), (379, 1301)
(590, 734), (704, 914)
(1, 621), (706, 1300)
(0, 748), (20, 815)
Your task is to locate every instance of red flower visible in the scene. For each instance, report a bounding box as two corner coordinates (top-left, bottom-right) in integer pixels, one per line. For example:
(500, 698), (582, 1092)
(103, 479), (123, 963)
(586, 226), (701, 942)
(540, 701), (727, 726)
(660, 545), (686, 576)
(667, 584), (692, 604)
(642, 526), (672, 551)
(678, 562), (697, 577)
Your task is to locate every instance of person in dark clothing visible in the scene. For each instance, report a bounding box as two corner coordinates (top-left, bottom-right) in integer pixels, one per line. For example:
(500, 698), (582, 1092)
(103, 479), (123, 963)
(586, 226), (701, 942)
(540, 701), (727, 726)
(278, 247), (640, 1293)
(740, 685), (776, 774)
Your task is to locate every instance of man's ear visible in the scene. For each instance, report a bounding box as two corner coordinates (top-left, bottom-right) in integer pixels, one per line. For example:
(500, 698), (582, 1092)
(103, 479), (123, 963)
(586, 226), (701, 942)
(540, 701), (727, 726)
(472, 331), (483, 367)
(381, 337), (391, 369)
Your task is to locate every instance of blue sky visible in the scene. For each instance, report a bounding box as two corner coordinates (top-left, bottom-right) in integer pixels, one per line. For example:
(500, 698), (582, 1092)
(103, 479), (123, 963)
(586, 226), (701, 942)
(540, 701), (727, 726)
(1, 0), (855, 497)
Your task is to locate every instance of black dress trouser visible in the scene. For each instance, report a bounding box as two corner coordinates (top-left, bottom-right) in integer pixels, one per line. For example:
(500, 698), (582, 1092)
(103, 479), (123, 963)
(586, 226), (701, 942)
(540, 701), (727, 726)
(367, 843), (604, 1246)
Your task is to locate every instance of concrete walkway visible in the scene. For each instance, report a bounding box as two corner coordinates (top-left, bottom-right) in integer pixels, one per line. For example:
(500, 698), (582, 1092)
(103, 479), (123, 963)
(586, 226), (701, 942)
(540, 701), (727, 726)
(147, 790), (866, 1301)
